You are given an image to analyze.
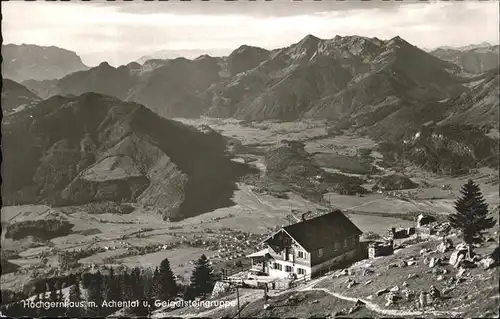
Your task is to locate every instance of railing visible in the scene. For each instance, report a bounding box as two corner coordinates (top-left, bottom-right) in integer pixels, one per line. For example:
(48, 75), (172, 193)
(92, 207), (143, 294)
(221, 265), (248, 280)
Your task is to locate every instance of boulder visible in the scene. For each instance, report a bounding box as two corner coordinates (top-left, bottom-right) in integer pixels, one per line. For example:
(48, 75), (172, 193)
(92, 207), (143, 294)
(398, 260), (408, 267)
(407, 273), (418, 279)
(347, 280), (357, 289)
(458, 259), (477, 269)
(364, 280), (373, 286)
(455, 268), (466, 279)
(429, 257), (440, 268)
(436, 240), (453, 253)
(362, 268), (374, 276)
(449, 249), (467, 266)
(419, 291), (427, 308)
(376, 288), (388, 296)
(429, 285), (440, 299)
(390, 286), (400, 293)
(407, 260), (417, 266)
(436, 275), (444, 281)
(480, 257), (496, 269)
(417, 214), (436, 227)
(420, 248), (430, 255)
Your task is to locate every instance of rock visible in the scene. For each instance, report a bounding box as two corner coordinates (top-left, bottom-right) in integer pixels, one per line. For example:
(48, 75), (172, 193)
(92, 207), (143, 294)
(455, 242), (469, 251)
(348, 299), (364, 314)
(211, 281), (231, 298)
(398, 260), (408, 267)
(407, 260), (417, 266)
(387, 263), (398, 270)
(452, 253), (465, 268)
(403, 289), (415, 301)
(311, 300), (319, 304)
(366, 295), (373, 300)
(429, 285), (440, 299)
(263, 303), (271, 310)
(402, 281), (408, 287)
(420, 248), (430, 255)
(436, 241), (452, 253)
(362, 268), (374, 276)
(407, 273), (418, 279)
(365, 280), (373, 286)
(450, 248), (468, 266)
(390, 286), (400, 293)
(429, 257), (440, 268)
(480, 257), (496, 269)
(458, 259), (477, 269)
(436, 275), (444, 281)
(419, 291), (427, 307)
(417, 214), (436, 227)
(456, 268), (466, 278)
(376, 288), (388, 296)
(347, 280), (357, 289)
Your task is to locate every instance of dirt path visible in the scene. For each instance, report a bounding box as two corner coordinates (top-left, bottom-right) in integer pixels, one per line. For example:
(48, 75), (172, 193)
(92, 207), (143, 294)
(165, 273), (464, 318)
(304, 286), (464, 317)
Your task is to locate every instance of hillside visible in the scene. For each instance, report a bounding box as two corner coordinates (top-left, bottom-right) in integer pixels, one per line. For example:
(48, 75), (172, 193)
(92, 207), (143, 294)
(1, 93), (252, 220)
(2, 44), (89, 82)
(440, 69), (499, 129)
(430, 44), (499, 74)
(1, 79), (42, 114)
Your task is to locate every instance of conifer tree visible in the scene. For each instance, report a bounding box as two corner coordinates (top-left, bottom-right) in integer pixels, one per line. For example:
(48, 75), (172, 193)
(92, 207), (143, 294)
(152, 257), (178, 301)
(67, 279), (82, 318)
(87, 271), (103, 316)
(449, 179), (496, 257)
(188, 254), (215, 298)
(103, 267), (122, 315)
(122, 270), (134, 301)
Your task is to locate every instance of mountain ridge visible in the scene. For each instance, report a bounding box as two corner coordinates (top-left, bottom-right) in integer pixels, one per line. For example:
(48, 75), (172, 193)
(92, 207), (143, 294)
(2, 44), (89, 82)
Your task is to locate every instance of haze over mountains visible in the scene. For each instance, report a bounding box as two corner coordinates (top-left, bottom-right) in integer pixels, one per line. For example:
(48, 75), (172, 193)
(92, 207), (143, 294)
(2, 44), (89, 82)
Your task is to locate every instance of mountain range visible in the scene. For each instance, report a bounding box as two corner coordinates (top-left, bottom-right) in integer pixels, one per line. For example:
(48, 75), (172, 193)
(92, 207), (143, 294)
(19, 35), (499, 136)
(2, 34), (498, 220)
(430, 43), (499, 74)
(2, 44), (89, 82)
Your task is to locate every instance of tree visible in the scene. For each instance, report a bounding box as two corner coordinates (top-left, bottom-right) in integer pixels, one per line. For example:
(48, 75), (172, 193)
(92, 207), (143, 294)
(188, 254), (215, 298)
(103, 267), (122, 316)
(151, 258), (178, 301)
(67, 280), (82, 318)
(87, 271), (103, 316)
(449, 179), (496, 258)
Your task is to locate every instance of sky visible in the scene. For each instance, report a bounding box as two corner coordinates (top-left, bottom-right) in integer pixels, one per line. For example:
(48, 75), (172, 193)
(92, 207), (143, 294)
(2, 0), (499, 67)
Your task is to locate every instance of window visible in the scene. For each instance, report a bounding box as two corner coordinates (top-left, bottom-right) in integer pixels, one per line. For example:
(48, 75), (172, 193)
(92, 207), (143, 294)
(297, 251), (305, 259)
(273, 263), (282, 271)
(318, 248), (323, 257)
(297, 268), (306, 275)
(285, 265), (293, 272)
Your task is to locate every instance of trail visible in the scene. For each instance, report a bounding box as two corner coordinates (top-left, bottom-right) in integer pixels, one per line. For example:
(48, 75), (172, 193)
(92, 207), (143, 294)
(304, 287), (464, 317)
